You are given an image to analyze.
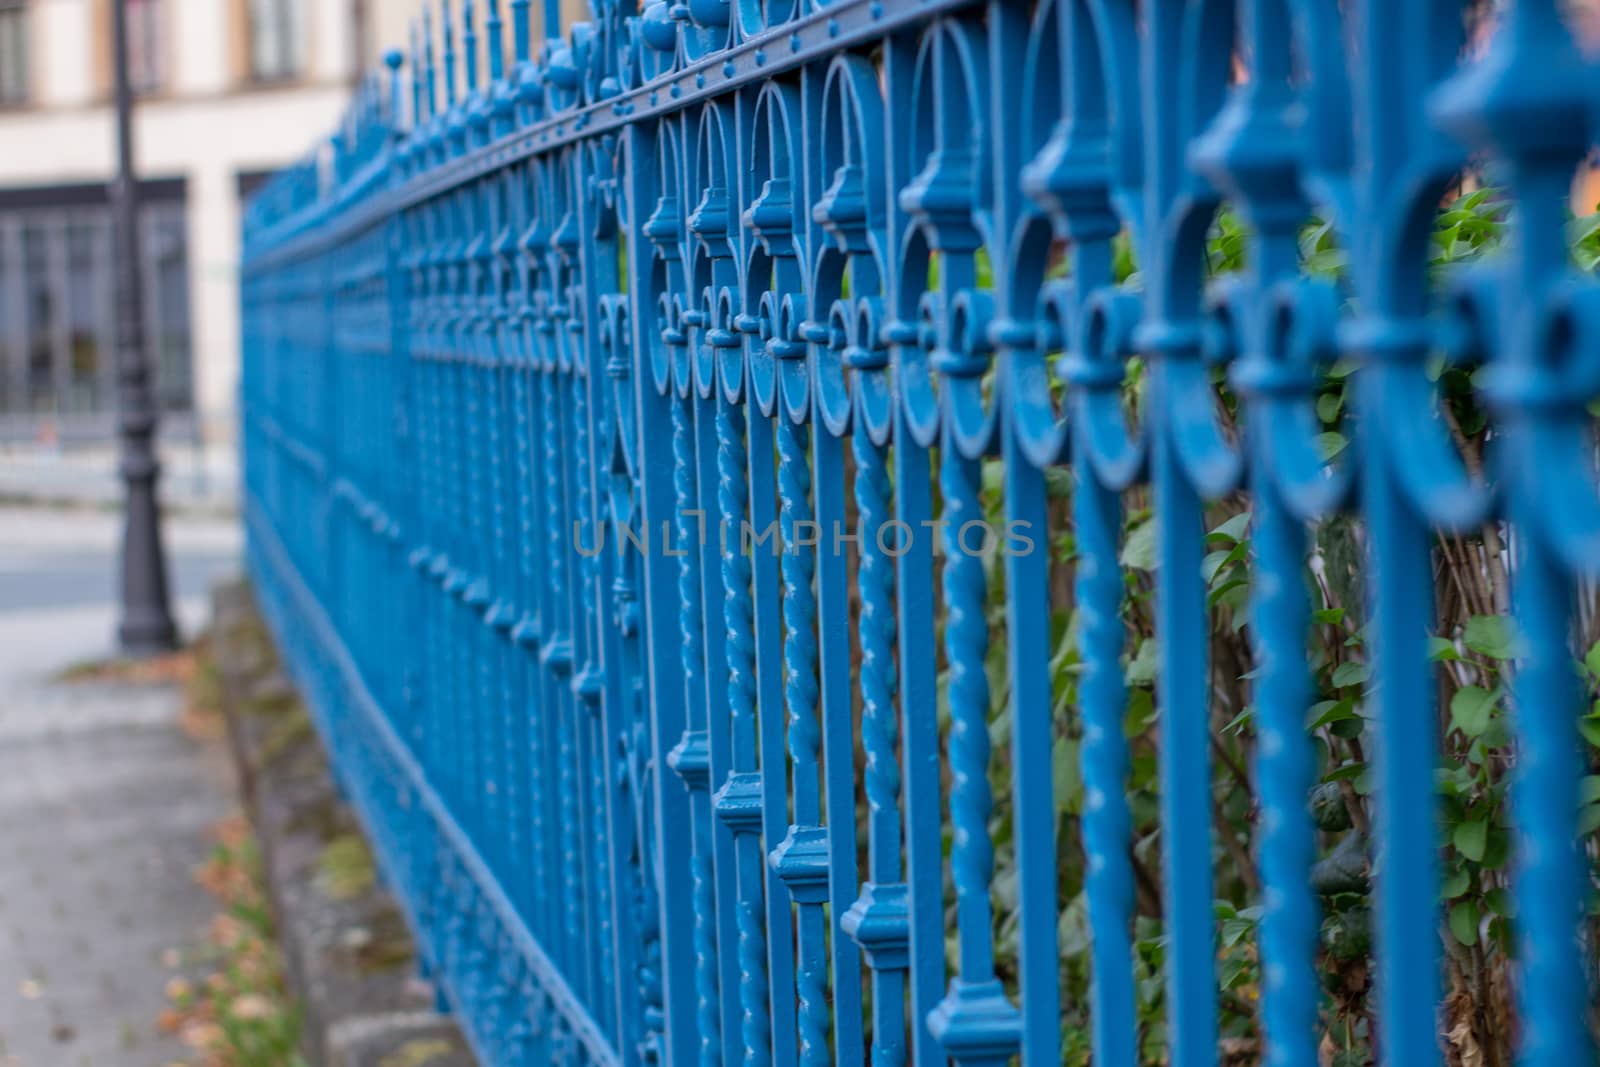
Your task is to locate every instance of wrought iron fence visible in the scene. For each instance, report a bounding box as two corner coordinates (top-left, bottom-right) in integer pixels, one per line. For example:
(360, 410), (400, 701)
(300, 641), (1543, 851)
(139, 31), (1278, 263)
(240, 1), (1600, 1065)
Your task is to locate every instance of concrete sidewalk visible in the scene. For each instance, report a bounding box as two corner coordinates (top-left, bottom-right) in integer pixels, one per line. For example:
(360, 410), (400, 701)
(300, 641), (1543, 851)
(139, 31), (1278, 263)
(0, 678), (234, 1067)
(0, 505), (244, 1066)
(0, 444), (238, 515)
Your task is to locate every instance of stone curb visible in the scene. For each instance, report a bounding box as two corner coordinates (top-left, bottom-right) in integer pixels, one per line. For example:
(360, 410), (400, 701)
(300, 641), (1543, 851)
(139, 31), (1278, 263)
(209, 579), (476, 1067)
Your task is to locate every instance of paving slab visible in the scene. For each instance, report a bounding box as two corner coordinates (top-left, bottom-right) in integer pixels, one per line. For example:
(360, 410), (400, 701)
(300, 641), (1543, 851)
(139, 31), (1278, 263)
(0, 679), (233, 1067)
(0, 504), (244, 1067)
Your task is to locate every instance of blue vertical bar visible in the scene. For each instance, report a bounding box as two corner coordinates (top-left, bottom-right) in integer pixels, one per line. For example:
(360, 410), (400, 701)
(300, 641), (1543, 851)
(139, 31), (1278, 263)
(745, 406), (799, 1067)
(623, 118), (701, 1067)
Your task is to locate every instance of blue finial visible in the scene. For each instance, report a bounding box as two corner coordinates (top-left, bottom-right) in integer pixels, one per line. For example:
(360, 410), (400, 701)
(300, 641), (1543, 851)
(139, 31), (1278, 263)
(383, 51), (404, 132)
(442, 0), (457, 107)
(510, 0), (530, 65)
(463, 0), (479, 94)
(486, 0), (505, 83)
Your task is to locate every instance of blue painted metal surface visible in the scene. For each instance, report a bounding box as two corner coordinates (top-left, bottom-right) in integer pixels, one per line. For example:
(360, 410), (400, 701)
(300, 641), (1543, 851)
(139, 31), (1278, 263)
(240, 2), (1600, 1066)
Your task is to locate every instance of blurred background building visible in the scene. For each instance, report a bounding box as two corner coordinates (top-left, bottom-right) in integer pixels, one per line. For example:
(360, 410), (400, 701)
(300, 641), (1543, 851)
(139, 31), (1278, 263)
(0, 0), (585, 476)
(0, 0), (373, 454)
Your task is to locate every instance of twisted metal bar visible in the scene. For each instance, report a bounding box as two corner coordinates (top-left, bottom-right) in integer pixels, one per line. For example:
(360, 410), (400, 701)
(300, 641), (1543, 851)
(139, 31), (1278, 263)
(854, 431), (900, 854)
(711, 397), (770, 1067)
(769, 415), (830, 1067)
(941, 443), (996, 983)
(927, 440), (1020, 1067)
(545, 367), (584, 977)
(717, 408), (756, 782)
(667, 392), (722, 1067)
(574, 362), (617, 1027)
(777, 418), (819, 825)
(1072, 450), (1137, 1067)
(844, 426), (908, 1067)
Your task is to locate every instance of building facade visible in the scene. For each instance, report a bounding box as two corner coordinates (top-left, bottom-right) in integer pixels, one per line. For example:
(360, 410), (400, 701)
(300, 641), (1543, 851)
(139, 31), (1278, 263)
(0, 0), (365, 447)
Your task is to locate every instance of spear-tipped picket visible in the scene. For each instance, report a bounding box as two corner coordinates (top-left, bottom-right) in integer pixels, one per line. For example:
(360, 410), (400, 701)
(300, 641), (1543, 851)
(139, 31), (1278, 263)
(423, 7), (438, 120)
(463, 0), (480, 95)
(486, 0), (514, 135)
(443, 0), (458, 109)
(486, 0), (506, 84)
(542, 0), (559, 46)
(385, 50), (406, 136)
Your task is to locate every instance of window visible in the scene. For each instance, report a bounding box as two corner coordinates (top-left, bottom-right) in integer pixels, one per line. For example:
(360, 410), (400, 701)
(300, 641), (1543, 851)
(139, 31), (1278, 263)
(144, 206), (192, 412)
(21, 222), (52, 414)
(249, 0), (303, 82)
(0, 1), (28, 107)
(0, 230), (9, 414)
(0, 183), (193, 437)
(65, 221), (110, 414)
(127, 0), (163, 93)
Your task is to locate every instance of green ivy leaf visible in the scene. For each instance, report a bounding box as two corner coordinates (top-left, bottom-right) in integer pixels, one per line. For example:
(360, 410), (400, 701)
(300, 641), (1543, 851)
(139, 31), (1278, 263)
(1309, 699), (1358, 730)
(1454, 819), (1488, 863)
(1044, 467), (1074, 499)
(1208, 577), (1251, 611)
(1581, 775), (1600, 805)
(1316, 392), (1343, 425)
(1207, 511), (1252, 545)
(1201, 549), (1233, 586)
(1449, 900), (1480, 946)
(1450, 685), (1496, 738)
(1585, 640), (1600, 680)
(1125, 638), (1159, 687)
(1121, 520), (1158, 571)
(1579, 803), (1600, 837)
(1581, 712), (1600, 749)
(1441, 867), (1471, 900)
(1124, 688), (1157, 739)
(1485, 887), (1516, 918)
(1220, 915), (1256, 949)
(1463, 615), (1517, 660)
(1052, 737), (1082, 816)
(1323, 762), (1366, 784)
(1427, 635), (1460, 662)
(1330, 661), (1370, 689)
(1057, 894), (1090, 956)
(1314, 432), (1348, 461)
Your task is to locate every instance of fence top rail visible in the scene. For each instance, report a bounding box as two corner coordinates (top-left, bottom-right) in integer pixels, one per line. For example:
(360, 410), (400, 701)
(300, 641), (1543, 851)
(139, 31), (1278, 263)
(243, 0), (982, 270)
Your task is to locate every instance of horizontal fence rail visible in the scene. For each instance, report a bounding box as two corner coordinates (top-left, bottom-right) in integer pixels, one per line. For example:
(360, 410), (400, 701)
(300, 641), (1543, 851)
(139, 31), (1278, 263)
(241, 1), (1600, 1065)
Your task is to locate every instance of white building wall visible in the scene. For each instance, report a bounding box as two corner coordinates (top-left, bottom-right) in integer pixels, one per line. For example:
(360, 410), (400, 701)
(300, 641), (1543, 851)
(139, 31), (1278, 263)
(174, 0), (230, 95)
(314, 0), (355, 83)
(36, 0), (93, 107)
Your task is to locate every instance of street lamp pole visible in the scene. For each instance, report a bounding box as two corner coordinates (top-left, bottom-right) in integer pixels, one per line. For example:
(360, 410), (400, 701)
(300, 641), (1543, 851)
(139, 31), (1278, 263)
(111, 0), (178, 655)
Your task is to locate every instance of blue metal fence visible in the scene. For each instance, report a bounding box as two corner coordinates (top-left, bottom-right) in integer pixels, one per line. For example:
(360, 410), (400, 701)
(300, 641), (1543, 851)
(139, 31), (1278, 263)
(240, 2), (1600, 1065)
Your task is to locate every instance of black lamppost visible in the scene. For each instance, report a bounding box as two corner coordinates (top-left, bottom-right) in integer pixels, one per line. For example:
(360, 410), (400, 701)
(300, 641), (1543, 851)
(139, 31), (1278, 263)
(111, 0), (178, 655)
